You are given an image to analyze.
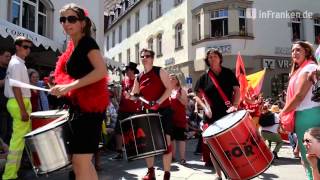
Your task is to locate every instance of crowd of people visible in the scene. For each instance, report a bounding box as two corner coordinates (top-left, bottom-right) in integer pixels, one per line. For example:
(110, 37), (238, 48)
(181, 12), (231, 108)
(0, 2), (320, 180)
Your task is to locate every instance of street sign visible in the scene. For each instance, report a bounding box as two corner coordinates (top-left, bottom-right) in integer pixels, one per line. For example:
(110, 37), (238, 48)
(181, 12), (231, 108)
(186, 77), (192, 84)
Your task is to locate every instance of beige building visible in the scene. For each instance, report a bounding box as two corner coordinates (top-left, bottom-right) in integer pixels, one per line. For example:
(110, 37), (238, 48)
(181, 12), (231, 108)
(105, 0), (320, 97)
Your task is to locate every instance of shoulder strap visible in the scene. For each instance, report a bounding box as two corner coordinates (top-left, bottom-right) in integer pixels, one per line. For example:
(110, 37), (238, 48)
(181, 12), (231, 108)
(208, 70), (231, 107)
(153, 66), (161, 77)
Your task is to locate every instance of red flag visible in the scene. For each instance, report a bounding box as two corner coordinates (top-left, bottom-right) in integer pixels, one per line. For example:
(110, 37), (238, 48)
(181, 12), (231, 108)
(236, 52), (248, 100)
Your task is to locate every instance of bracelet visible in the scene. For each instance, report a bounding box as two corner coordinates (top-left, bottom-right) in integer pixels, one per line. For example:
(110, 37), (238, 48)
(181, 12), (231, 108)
(156, 99), (161, 104)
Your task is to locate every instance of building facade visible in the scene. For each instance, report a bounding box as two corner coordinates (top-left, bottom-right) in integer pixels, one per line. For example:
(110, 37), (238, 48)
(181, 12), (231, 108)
(104, 0), (320, 97)
(0, 0), (106, 75)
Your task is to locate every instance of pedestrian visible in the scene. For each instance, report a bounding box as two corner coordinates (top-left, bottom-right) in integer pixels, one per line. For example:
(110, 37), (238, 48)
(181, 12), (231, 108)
(28, 68), (49, 111)
(303, 127), (320, 180)
(50, 3), (109, 180)
(110, 62), (140, 161)
(2, 36), (33, 180)
(194, 48), (240, 180)
(169, 74), (188, 165)
(130, 48), (173, 180)
(279, 41), (320, 180)
(0, 48), (13, 144)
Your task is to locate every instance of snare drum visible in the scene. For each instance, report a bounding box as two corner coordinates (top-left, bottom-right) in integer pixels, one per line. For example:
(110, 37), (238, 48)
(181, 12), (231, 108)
(120, 113), (167, 161)
(30, 110), (68, 130)
(24, 114), (71, 174)
(202, 110), (273, 180)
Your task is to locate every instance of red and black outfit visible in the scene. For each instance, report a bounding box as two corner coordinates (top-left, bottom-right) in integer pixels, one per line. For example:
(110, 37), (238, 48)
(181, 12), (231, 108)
(170, 88), (187, 141)
(115, 77), (140, 134)
(54, 36), (109, 154)
(138, 66), (173, 136)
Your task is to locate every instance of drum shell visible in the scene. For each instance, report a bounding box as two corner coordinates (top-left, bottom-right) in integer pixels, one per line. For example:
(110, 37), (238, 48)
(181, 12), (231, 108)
(30, 110), (67, 130)
(24, 119), (72, 174)
(203, 111), (273, 180)
(120, 113), (167, 161)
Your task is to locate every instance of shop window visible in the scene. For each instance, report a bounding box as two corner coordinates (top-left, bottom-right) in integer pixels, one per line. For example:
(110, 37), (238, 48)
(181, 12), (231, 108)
(148, 38), (153, 51)
(291, 17), (302, 41)
(106, 35), (110, 51)
(119, 24), (122, 43)
(148, 1), (153, 23)
(210, 9), (228, 37)
(315, 18), (320, 44)
(127, 18), (131, 37)
(118, 53), (122, 63)
(156, 33), (162, 56)
(156, 0), (162, 18)
(239, 8), (246, 36)
(135, 43), (140, 64)
(175, 23), (183, 49)
(127, 48), (130, 63)
(135, 11), (140, 32)
(196, 14), (201, 40)
(112, 30), (115, 47)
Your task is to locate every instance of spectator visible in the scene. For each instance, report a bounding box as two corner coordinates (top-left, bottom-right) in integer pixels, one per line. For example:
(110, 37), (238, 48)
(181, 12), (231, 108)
(303, 127), (320, 180)
(28, 69), (49, 111)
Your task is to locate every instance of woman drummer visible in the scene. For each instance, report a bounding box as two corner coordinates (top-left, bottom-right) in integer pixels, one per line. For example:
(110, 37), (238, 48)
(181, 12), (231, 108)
(51, 3), (108, 180)
(130, 48), (173, 180)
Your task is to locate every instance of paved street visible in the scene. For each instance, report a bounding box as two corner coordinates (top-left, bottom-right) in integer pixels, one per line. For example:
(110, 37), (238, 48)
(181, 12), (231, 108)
(16, 139), (306, 180)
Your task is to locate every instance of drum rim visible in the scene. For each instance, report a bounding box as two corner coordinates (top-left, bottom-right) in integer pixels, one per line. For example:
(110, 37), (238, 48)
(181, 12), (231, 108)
(202, 110), (247, 138)
(126, 149), (166, 161)
(25, 119), (68, 138)
(36, 162), (71, 175)
(121, 113), (161, 123)
(30, 110), (68, 118)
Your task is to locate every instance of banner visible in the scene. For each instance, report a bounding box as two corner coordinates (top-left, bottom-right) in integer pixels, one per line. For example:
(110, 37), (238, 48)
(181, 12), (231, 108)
(246, 69), (266, 95)
(236, 52), (248, 100)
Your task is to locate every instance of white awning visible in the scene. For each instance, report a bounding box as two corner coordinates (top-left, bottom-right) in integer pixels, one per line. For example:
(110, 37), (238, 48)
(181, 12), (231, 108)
(0, 18), (62, 52)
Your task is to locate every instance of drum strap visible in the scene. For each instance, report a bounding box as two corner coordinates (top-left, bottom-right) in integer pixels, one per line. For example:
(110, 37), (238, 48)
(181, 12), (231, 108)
(208, 71), (231, 107)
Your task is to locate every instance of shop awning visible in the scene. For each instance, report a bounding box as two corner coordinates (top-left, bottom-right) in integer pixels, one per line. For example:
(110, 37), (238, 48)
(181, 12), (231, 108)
(0, 18), (62, 52)
(104, 56), (123, 70)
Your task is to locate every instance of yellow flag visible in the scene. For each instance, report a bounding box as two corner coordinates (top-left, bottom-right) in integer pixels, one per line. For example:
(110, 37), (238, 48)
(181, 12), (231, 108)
(246, 69), (266, 95)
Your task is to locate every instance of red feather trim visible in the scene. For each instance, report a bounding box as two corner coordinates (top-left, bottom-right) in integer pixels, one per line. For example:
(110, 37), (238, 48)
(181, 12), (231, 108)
(54, 40), (109, 113)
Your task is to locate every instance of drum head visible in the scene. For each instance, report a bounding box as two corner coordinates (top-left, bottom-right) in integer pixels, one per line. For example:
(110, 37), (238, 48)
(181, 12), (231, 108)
(121, 113), (160, 122)
(25, 119), (68, 137)
(30, 110), (67, 118)
(202, 110), (247, 138)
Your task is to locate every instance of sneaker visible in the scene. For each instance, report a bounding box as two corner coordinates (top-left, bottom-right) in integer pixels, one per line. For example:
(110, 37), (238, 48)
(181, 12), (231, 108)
(273, 151), (279, 159)
(109, 153), (123, 161)
(142, 167), (156, 180)
(179, 159), (186, 165)
(163, 171), (170, 180)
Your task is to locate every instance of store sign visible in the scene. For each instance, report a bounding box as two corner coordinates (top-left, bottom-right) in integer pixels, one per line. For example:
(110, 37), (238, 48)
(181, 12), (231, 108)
(207, 44), (232, 54)
(263, 59), (290, 69)
(5, 27), (38, 43)
(275, 47), (291, 55)
(165, 57), (175, 66)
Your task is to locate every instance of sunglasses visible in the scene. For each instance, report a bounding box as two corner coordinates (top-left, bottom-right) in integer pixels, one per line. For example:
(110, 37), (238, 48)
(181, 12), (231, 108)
(21, 45), (32, 49)
(59, 16), (80, 24)
(140, 55), (152, 59)
(303, 138), (312, 144)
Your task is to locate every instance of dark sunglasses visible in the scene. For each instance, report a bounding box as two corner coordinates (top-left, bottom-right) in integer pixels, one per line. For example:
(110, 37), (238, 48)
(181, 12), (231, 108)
(21, 45), (32, 49)
(303, 138), (312, 144)
(59, 16), (80, 24)
(140, 55), (152, 59)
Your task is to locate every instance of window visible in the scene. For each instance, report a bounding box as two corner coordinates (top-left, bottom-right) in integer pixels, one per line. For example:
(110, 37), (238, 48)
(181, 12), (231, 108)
(135, 11), (140, 32)
(148, 1), (153, 23)
(135, 43), (140, 64)
(156, 34), (162, 56)
(291, 17), (302, 41)
(156, 0), (162, 18)
(315, 18), (320, 44)
(127, 48), (131, 63)
(148, 38), (153, 51)
(196, 14), (201, 40)
(119, 24), (122, 43)
(174, 0), (183, 6)
(11, 0), (50, 36)
(112, 30), (115, 47)
(239, 8), (246, 36)
(210, 9), (228, 37)
(127, 18), (131, 37)
(118, 53), (122, 63)
(175, 23), (183, 49)
(106, 35), (110, 51)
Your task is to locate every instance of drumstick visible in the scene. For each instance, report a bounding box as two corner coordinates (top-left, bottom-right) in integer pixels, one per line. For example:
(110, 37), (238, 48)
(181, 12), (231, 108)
(9, 78), (50, 92)
(138, 96), (150, 105)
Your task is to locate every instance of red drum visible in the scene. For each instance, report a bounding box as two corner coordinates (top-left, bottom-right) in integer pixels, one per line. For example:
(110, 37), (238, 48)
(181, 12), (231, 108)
(202, 110), (273, 180)
(30, 110), (68, 130)
(120, 113), (167, 161)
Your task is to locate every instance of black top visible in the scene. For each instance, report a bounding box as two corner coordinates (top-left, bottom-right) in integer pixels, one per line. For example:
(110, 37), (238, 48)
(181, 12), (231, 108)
(66, 36), (99, 79)
(194, 67), (239, 123)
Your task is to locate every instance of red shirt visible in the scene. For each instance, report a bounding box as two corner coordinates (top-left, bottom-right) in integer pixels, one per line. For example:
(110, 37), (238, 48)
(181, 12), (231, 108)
(139, 67), (170, 109)
(118, 77), (140, 112)
(170, 89), (187, 128)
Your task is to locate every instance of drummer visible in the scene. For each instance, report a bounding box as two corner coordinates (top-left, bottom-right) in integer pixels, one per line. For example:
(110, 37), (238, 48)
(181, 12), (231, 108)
(130, 48), (173, 180)
(194, 48), (240, 180)
(110, 62), (140, 161)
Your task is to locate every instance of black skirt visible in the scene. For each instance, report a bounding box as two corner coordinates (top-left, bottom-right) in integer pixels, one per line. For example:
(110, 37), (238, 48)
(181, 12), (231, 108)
(68, 109), (105, 154)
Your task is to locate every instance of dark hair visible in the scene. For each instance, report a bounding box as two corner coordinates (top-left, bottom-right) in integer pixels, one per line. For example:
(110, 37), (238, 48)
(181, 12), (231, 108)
(305, 127), (320, 142)
(60, 3), (92, 37)
(140, 48), (155, 58)
(0, 48), (13, 55)
(14, 36), (33, 46)
(290, 41), (316, 75)
(204, 48), (223, 67)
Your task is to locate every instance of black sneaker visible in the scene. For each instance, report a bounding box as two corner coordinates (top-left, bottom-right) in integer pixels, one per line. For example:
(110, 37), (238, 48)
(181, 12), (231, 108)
(109, 153), (123, 161)
(273, 151), (279, 159)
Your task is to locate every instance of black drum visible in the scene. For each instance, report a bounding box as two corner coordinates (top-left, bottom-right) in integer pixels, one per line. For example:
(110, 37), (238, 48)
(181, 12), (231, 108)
(120, 113), (167, 161)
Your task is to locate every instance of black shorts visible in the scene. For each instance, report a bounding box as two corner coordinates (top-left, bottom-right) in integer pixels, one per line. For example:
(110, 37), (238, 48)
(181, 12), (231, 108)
(171, 126), (186, 141)
(158, 108), (173, 137)
(68, 110), (105, 154)
(115, 112), (134, 134)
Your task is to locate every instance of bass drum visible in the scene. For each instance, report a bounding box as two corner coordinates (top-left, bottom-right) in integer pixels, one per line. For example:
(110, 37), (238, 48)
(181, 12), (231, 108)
(24, 115), (71, 174)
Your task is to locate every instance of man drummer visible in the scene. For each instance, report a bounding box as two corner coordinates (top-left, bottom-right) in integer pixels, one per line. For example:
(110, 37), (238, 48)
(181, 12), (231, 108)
(130, 48), (173, 180)
(194, 48), (240, 180)
(110, 62), (140, 160)
(3, 36), (33, 180)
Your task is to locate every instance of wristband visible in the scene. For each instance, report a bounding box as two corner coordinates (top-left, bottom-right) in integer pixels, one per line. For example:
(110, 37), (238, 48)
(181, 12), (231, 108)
(156, 99), (161, 104)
